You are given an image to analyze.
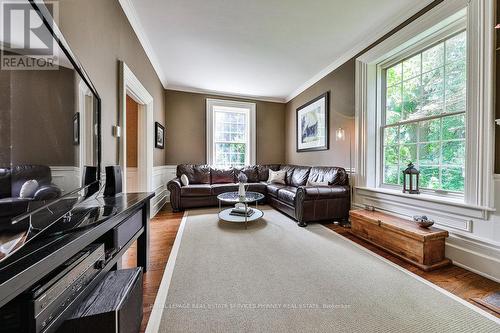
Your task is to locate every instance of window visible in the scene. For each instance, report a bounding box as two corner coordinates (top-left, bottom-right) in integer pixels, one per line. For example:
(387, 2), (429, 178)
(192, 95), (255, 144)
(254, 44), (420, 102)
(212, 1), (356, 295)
(206, 99), (256, 168)
(382, 31), (466, 193)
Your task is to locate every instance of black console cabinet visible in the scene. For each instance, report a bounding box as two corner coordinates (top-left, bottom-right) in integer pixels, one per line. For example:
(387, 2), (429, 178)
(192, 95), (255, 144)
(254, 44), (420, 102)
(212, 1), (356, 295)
(0, 192), (153, 333)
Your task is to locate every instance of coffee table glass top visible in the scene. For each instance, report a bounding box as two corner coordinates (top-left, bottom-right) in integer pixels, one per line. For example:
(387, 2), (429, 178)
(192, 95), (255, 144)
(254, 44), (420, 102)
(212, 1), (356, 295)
(217, 191), (264, 203)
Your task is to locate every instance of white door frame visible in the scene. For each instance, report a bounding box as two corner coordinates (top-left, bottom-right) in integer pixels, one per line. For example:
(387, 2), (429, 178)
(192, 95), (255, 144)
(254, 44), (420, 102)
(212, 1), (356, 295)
(119, 61), (154, 193)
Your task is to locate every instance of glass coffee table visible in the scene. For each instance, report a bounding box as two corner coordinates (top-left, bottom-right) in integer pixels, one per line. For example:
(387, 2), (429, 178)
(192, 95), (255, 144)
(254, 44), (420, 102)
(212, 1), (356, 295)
(217, 191), (265, 229)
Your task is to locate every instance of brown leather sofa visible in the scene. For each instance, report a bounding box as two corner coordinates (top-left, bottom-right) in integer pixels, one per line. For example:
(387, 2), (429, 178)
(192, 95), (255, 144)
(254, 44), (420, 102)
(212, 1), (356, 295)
(167, 164), (350, 227)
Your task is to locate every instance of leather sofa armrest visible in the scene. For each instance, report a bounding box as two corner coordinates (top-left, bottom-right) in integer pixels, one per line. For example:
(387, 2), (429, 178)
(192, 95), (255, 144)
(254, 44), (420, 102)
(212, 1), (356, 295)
(34, 184), (61, 200)
(167, 178), (183, 211)
(296, 185), (349, 201)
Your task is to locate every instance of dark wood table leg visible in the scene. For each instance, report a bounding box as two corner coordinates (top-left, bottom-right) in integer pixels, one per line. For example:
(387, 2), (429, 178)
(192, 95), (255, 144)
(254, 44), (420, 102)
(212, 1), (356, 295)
(137, 201), (150, 272)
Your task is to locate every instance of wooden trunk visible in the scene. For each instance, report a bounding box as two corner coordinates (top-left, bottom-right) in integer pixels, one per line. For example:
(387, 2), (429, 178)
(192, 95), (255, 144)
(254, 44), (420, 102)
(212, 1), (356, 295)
(349, 209), (451, 271)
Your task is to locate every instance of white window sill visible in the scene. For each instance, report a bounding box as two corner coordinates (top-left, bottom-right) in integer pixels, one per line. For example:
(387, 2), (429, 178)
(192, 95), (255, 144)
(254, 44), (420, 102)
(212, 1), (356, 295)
(355, 186), (495, 214)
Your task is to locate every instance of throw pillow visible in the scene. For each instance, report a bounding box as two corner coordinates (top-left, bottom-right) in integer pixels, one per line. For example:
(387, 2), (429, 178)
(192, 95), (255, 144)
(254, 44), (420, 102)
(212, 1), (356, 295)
(180, 174), (189, 186)
(306, 179), (329, 186)
(267, 170), (286, 184)
(20, 179), (39, 198)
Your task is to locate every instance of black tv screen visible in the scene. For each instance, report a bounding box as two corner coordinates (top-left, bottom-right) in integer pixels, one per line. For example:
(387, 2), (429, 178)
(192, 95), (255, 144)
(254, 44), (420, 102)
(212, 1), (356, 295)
(0, 0), (101, 262)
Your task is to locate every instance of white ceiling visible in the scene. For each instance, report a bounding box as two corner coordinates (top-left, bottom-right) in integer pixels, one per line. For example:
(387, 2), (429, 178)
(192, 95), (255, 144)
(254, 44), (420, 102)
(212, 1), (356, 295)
(125, 0), (433, 102)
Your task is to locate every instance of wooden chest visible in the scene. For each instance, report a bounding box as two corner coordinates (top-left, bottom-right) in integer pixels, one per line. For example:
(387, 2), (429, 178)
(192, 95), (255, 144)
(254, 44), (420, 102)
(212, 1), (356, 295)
(349, 209), (451, 271)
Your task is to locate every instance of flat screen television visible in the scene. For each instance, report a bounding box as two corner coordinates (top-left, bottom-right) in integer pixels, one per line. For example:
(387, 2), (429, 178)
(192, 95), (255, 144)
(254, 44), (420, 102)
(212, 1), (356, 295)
(0, 0), (102, 264)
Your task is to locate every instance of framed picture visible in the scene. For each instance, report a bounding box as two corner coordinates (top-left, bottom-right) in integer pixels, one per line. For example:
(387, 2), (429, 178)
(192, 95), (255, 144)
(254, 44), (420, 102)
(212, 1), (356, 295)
(155, 122), (165, 149)
(296, 92), (329, 152)
(73, 113), (80, 145)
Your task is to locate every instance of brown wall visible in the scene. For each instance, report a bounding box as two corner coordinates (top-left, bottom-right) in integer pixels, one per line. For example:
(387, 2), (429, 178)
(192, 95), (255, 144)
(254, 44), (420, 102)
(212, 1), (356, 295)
(126, 95), (139, 167)
(57, 0), (166, 167)
(285, 60), (355, 168)
(164, 90), (286, 165)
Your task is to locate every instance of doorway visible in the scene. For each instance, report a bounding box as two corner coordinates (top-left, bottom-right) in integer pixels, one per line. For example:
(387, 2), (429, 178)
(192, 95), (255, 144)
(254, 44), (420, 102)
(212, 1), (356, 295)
(125, 95), (140, 192)
(119, 61), (154, 194)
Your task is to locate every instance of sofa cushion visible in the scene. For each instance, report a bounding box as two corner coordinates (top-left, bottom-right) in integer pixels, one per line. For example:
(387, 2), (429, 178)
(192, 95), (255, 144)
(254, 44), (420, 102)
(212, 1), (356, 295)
(180, 184), (212, 197)
(266, 183), (286, 197)
(256, 164), (280, 182)
(211, 183), (238, 196)
(307, 167), (348, 186)
(11, 165), (52, 197)
(277, 186), (297, 206)
(279, 165), (296, 185)
(298, 185), (349, 199)
(245, 183), (267, 194)
(177, 164), (211, 184)
(289, 166), (311, 187)
(236, 166), (259, 183)
(210, 168), (235, 184)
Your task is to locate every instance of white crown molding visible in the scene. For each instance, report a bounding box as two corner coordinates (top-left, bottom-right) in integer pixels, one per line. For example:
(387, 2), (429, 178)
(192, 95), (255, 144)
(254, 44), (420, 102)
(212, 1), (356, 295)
(118, 0), (168, 88)
(166, 85), (286, 104)
(285, 0), (435, 103)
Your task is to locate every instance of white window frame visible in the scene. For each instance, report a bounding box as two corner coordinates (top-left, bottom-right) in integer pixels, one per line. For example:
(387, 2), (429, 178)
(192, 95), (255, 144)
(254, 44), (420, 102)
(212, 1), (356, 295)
(206, 99), (256, 167)
(355, 0), (495, 211)
(378, 26), (467, 198)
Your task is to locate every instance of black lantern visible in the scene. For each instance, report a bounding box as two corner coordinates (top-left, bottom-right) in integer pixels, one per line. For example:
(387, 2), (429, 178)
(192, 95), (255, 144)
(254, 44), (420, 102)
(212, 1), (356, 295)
(402, 162), (420, 194)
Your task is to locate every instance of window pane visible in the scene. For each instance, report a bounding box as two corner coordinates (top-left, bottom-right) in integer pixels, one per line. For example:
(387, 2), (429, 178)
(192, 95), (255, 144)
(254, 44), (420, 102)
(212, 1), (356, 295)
(399, 144), (416, 164)
(445, 60), (466, 112)
(402, 54), (421, 80)
(421, 68), (444, 116)
(384, 165), (399, 185)
(422, 43), (444, 72)
(441, 167), (464, 192)
(442, 140), (465, 165)
(402, 77), (421, 119)
(420, 118), (440, 142)
(399, 123), (417, 143)
(419, 143), (440, 165)
(384, 145), (398, 165)
(442, 114), (465, 140)
(420, 166), (440, 189)
(383, 126), (398, 145)
(386, 84), (402, 124)
(445, 32), (466, 64)
(386, 63), (402, 87)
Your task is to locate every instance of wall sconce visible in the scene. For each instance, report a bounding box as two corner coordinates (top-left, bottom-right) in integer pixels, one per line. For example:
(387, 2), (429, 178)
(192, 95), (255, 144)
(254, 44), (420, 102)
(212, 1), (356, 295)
(335, 128), (345, 141)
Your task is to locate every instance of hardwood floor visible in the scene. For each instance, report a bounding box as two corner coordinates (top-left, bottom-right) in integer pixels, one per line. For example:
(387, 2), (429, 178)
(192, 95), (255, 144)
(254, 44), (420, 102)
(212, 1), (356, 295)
(123, 205), (500, 332)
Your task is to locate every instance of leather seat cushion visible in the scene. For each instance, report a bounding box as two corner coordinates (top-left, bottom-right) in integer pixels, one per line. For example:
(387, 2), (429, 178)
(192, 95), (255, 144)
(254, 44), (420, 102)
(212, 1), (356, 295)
(211, 183), (238, 195)
(266, 183), (286, 197)
(277, 186), (297, 205)
(245, 183), (267, 194)
(180, 184), (212, 197)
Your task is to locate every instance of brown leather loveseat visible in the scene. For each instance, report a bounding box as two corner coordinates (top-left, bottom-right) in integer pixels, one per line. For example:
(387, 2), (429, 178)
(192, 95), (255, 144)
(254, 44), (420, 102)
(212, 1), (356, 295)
(167, 164), (350, 227)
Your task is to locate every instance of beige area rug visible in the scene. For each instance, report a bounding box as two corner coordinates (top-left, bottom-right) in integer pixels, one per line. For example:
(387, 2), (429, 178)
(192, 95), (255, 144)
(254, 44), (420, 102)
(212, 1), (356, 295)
(146, 206), (500, 333)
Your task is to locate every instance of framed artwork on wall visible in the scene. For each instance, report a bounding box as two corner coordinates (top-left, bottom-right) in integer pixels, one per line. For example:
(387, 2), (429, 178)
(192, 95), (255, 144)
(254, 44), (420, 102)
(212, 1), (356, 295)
(296, 92), (329, 152)
(155, 122), (165, 149)
(73, 113), (80, 145)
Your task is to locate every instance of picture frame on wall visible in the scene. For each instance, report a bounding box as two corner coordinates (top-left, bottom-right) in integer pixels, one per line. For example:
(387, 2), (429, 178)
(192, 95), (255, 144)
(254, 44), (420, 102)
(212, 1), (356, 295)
(296, 92), (329, 152)
(155, 122), (165, 149)
(73, 113), (80, 145)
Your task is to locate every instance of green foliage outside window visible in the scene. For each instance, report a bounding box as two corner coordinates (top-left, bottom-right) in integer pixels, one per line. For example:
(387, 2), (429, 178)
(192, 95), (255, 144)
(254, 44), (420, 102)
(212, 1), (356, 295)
(383, 31), (466, 193)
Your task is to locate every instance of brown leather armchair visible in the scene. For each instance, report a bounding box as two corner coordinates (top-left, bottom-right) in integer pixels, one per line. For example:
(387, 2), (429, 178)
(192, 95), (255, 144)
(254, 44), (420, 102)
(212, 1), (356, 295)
(167, 164), (350, 227)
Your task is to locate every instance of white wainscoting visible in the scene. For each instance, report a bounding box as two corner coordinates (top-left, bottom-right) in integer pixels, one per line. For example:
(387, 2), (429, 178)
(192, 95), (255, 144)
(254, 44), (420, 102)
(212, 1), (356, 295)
(150, 165), (177, 217)
(50, 166), (80, 195)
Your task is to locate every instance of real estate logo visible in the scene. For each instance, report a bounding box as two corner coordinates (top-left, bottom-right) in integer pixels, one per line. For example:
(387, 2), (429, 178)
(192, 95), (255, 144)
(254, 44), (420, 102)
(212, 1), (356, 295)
(1, 1), (59, 70)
